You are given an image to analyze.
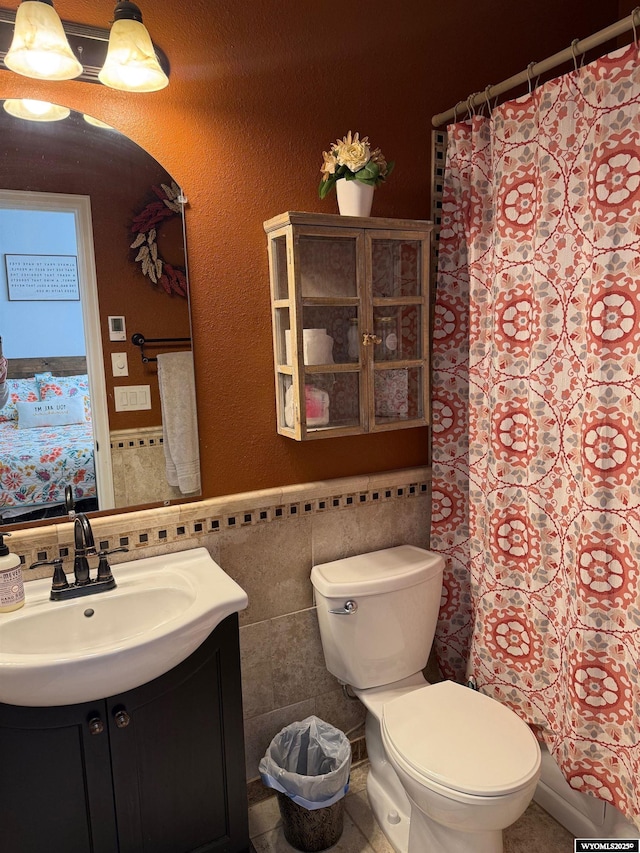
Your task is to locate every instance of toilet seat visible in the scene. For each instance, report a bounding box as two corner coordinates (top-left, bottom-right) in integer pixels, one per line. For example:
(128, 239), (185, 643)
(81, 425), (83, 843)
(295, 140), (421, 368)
(381, 680), (541, 798)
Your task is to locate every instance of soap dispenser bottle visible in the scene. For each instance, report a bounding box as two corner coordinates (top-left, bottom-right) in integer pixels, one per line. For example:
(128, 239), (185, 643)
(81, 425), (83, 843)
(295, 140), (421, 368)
(0, 532), (25, 613)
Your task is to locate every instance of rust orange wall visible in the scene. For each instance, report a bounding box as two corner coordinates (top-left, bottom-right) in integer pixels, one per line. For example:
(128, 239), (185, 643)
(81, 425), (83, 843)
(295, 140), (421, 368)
(0, 0), (619, 499)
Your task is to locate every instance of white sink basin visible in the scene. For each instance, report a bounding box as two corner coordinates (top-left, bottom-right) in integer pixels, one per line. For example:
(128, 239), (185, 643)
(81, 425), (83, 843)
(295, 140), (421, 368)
(0, 547), (248, 707)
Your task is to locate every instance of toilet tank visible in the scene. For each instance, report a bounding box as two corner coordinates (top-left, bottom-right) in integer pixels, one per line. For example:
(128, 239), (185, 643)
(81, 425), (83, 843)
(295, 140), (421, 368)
(311, 546), (444, 690)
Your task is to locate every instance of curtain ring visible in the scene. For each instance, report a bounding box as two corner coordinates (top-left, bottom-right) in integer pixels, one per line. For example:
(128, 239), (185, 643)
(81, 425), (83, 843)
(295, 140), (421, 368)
(570, 38), (582, 72)
(483, 84), (494, 116)
(571, 38), (584, 71)
(526, 61), (537, 94)
(466, 93), (478, 118)
(453, 100), (467, 122)
(632, 7), (640, 47)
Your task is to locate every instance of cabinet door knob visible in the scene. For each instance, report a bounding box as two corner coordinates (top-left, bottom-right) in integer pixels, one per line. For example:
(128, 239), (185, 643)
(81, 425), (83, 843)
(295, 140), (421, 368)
(88, 716), (105, 735)
(113, 708), (131, 728)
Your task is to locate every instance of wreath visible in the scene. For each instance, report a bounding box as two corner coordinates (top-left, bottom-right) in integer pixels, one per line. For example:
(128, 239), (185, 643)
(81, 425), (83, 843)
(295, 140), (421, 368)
(130, 181), (188, 298)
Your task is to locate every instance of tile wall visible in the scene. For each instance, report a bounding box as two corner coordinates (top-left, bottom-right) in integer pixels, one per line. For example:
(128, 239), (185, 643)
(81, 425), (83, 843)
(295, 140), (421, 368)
(10, 465), (431, 783)
(110, 427), (182, 506)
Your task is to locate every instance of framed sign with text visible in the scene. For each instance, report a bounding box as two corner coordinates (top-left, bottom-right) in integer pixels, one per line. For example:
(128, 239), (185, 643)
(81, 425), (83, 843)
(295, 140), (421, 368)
(5, 254), (80, 301)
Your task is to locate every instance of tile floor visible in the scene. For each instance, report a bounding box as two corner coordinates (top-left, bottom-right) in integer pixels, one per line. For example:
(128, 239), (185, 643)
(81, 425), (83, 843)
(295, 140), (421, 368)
(248, 761), (576, 853)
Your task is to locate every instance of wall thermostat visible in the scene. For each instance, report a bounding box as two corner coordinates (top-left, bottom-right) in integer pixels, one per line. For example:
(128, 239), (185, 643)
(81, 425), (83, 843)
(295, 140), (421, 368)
(108, 315), (127, 342)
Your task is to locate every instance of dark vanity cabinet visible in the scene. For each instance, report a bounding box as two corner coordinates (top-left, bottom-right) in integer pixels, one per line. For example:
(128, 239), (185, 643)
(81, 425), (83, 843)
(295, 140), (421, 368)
(0, 615), (249, 853)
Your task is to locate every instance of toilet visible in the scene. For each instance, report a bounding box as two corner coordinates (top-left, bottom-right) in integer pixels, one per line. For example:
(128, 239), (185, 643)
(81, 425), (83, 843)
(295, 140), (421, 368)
(310, 545), (541, 853)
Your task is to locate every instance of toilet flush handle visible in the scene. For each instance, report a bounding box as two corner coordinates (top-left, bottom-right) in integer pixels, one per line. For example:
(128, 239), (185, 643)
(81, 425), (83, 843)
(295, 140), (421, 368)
(329, 600), (358, 615)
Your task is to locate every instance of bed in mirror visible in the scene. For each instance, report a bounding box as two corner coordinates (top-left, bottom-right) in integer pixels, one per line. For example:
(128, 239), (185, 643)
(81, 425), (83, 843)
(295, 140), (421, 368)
(0, 99), (200, 528)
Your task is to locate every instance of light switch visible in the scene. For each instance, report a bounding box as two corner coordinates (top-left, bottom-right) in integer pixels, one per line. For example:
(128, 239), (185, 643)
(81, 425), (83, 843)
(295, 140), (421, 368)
(111, 352), (128, 377)
(114, 385), (151, 412)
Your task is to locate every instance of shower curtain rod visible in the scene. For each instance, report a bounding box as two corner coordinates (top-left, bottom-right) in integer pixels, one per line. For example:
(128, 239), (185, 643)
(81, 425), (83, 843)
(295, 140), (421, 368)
(432, 8), (640, 127)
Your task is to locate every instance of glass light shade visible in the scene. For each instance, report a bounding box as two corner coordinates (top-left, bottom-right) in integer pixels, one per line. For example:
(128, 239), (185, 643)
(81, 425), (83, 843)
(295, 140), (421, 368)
(3, 98), (70, 122)
(98, 18), (168, 92)
(4, 1), (83, 81)
(83, 114), (117, 130)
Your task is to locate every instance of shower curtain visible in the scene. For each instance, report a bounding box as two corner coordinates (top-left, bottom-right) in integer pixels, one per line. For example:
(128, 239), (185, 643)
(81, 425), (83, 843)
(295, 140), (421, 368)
(431, 42), (640, 828)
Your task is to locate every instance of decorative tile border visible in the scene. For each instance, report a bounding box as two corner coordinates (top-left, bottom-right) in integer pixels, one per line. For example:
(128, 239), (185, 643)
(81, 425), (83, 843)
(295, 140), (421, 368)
(110, 426), (164, 450)
(10, 466), (431, 576)
(430, 127), (447, 270)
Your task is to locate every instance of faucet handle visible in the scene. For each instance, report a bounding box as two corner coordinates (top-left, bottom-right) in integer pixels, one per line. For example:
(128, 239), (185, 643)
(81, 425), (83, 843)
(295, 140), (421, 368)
(96, 546), (128, 583)
(29, 557), (69, 591)
(29, 556), (62, 569)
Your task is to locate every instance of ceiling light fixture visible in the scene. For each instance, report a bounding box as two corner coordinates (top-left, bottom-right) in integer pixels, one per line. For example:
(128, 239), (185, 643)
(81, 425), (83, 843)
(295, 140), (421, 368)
(82, 113), (117, 129)
(4, 0), (82, 80)
(99, 1), (168, 92)
(3, 96), (69, 120)
(0, 1), (170, 90)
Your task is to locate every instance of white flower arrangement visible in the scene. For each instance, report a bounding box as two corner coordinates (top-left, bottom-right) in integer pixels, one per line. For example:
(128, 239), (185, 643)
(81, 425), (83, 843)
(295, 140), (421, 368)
(319, 131), (394, 200)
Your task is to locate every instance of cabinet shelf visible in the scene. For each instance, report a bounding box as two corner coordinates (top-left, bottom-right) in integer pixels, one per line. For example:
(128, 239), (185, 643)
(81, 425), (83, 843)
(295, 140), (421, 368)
(372, 296), (424, 306)
(300, 296), (361, 306)
(265, 211), (433, 441)
(373, 359), (423, 370)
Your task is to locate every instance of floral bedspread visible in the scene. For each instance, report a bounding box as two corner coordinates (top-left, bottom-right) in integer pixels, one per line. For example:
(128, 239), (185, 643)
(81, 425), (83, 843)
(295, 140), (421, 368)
(0, 420), (96, 510)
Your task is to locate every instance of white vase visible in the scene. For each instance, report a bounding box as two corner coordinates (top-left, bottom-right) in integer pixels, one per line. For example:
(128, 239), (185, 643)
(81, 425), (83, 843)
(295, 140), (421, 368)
(336, 178), (374, 217)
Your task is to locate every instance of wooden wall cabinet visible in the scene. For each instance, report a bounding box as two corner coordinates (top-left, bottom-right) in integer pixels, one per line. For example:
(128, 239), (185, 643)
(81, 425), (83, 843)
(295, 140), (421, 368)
(264, 211), (433, 440)
(0, 615), (249, 853)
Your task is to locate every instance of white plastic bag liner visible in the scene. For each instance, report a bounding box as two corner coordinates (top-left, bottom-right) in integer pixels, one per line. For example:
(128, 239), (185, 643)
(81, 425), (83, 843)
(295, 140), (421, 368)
(259, 715), (351, 810)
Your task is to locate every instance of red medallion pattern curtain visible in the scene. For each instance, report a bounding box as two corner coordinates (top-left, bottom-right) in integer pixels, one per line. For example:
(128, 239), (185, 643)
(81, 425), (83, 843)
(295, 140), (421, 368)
(431, 43), (640, 828)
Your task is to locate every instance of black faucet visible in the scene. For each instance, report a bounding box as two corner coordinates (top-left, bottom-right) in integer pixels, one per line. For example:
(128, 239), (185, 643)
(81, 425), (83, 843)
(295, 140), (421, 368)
(73, 513), (96, 585)
(29, 492), (127, 600)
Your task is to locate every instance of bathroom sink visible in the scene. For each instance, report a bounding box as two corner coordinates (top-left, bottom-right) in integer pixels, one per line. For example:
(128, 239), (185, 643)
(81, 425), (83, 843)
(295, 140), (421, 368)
(0, 547), (248, 707)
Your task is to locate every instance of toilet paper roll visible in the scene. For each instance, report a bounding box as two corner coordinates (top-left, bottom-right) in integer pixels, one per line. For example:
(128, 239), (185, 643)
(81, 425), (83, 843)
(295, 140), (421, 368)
(285, 329), (334, 365)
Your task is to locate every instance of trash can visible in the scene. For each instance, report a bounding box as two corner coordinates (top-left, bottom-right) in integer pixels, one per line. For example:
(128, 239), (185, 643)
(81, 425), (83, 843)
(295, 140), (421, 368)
(258, 715), (351, 852)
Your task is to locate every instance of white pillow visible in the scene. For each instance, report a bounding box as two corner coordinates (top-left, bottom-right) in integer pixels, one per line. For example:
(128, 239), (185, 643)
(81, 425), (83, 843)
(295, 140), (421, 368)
(16, 397), (86, 429)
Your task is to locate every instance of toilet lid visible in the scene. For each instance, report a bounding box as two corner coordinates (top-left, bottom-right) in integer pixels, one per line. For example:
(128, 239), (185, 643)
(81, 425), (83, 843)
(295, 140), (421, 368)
(311, 546), (443, 597)
(381, 680), (541, 796)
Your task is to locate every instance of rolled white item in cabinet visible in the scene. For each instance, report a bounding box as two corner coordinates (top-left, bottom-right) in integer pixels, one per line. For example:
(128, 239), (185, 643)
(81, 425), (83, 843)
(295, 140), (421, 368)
(284, 329), (334, 365)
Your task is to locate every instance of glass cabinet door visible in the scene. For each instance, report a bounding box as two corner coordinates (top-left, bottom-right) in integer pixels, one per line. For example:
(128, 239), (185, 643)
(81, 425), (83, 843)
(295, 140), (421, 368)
(368, 234), (428, 430)
(271, 228), (367, 438)
(296, 232), (363, 435)
(267, 228), (296, 435)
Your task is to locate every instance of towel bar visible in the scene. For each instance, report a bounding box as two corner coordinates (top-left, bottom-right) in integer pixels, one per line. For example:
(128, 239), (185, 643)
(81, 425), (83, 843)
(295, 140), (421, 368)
(131, 333), (191, 363)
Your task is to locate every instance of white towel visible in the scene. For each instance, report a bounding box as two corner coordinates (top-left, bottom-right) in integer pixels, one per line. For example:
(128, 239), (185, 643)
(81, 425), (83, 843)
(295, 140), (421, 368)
(157, 351), (201, 495)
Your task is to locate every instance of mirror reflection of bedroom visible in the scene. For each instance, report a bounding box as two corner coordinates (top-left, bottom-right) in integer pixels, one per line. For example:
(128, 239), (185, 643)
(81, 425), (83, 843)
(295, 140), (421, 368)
(0, 103), (202, 531)
(0, 195), (111, 523)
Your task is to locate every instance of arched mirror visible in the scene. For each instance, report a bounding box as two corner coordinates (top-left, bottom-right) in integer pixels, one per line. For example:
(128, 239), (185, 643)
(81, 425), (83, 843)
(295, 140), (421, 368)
(0, 99), (200, 528)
